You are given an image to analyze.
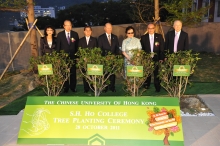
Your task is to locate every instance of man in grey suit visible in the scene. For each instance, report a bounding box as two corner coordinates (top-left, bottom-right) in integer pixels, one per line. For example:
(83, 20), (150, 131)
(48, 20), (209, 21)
(56, 20), (79, 93)
(98, 23), (119, 92)
(78, 26), (98, 93)
(165, 20), (189, 53)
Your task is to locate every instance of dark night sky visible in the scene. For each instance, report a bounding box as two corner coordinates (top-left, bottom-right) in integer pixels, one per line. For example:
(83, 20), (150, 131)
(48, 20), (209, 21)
(0, 0), (115, 31)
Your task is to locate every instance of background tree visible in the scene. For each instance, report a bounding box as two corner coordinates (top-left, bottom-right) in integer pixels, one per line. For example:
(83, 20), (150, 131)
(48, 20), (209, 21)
(0, 0), (38, 57)
(132, 0), (210, 27)
(56, 0), (135, 27)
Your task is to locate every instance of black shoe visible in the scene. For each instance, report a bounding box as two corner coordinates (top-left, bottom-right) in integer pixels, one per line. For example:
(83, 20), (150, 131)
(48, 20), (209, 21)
(111, 89), (116, 92)
(103, 88), (108, 93)
(84, 89), (89, 93)
(144, 86), (150, 89)
(155, 90), (160, 92)
(71, 89), (77, 92)
(63, 88), (69, 93)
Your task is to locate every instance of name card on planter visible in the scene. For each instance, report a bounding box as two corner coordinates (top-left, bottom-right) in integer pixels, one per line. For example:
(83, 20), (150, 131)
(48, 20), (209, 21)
(87, 64), (103, 75)
(127, 65), (143, 77)
(37, 64), (53, 75)
(173, 65), (191, 76)
(17, 96), (184, 146)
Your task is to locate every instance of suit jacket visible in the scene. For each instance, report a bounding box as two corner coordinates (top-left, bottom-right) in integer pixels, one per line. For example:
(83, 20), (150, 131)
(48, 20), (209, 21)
(78, 36), (98, 48)
(56, 30), (79, 59)
(165, 30), (189, 53)
(98, 33), (119, 56)
(40, 37), (56, 55)
(140, 33), (164, 61)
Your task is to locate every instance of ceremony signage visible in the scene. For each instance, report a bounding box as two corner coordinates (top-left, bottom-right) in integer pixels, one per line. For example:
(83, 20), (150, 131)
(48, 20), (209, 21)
(173, 65), (190, 76)
(37, 64), (53, 75)
(127, 65), (143, 77)
(17, 96), (184, 146)
(87, 64), (103, 75)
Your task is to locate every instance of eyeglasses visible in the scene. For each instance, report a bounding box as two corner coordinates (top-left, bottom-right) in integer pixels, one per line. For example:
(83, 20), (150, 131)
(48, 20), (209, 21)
(127, 32), (134, 34)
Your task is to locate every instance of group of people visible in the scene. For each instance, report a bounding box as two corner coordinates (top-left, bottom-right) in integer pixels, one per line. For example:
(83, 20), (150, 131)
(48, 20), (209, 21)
(40, 20), (188, 94)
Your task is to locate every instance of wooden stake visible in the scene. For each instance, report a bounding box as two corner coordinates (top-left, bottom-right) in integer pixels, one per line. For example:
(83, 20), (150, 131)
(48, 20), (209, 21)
(0, 19), (38, 80)
(26, 18), (43, 37)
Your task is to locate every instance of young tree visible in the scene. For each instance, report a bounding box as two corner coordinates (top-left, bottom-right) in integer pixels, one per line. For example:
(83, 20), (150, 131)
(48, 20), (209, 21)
(76, 48), (123, 97)
(122, 49), (155, 96)
(158, 50), (201, 99)
(30, 51), (73, 96)
(0, 0), (38, 57)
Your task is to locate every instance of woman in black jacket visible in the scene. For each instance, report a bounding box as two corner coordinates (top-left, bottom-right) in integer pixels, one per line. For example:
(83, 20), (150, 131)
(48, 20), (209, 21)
(40, 25), (56, 55)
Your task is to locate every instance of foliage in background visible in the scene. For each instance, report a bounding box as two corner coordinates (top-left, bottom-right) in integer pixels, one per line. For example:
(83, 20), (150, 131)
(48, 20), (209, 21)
(76, 48), (123, 96)
(56, 0), (135, 27)
(158, 50), (200, 99)
(132, 0), (210, 27)
(29, 51), (73, 96)
(0, 0), (27, 11)
(122, 49), (155, 96)
(164, 0), (211, 27)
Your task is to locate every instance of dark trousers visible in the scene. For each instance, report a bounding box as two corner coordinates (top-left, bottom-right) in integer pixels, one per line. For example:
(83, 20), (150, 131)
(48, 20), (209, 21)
(144, 65), (160, 91)
(64, 65), (77, 90)
(104, 74), (116, 91)
(82, 69), (90, 91)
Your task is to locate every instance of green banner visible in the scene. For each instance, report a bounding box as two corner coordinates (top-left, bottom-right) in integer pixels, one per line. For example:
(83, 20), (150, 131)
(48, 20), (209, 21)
(37, 64), (53, 75)
(87, 64), (103, 75)
(173, 65), (190, 76)
(17, 97), (184, 146)
(127, 65), (143, 77)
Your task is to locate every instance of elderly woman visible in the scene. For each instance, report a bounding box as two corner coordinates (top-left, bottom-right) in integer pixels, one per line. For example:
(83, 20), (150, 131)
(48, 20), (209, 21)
(122, 26), (142, 75)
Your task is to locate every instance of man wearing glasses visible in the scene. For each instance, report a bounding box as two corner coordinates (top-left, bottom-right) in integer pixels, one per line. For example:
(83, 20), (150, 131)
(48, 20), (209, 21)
(140, 23), (164, 92)
(56, 20), (79, 93)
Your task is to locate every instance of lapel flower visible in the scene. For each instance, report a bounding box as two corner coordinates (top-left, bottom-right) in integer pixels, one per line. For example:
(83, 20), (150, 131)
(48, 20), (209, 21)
(155, 42), (159, 46)
(71, 37), (75, 42)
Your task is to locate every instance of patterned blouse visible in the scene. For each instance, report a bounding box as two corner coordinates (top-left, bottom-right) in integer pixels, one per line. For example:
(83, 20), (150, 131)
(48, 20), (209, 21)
(122, 37), (142, 65)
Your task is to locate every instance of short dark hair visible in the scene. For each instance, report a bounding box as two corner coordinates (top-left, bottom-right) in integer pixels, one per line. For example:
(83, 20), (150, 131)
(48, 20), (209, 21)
(84, 26), (92, 31)
(43, 25), (56, 37)
(125, 26), (135, 34)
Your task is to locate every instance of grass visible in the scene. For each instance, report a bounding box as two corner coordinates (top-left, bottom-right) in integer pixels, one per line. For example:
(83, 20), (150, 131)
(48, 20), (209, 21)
(0, 52), (220, 115)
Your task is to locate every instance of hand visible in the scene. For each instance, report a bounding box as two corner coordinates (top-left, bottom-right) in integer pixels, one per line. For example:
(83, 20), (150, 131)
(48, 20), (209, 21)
(159, 60), (163, 63)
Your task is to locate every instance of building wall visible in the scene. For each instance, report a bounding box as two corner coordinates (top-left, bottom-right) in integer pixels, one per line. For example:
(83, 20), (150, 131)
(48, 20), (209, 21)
(0, 23), (219, 73)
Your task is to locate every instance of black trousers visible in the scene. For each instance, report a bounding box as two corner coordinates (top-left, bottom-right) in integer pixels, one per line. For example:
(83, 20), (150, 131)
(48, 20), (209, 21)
(82, 69), (90, 91)
(144, 65), (160, 91)
(104, 74), (116, 91)
(64, 65), (77, 90)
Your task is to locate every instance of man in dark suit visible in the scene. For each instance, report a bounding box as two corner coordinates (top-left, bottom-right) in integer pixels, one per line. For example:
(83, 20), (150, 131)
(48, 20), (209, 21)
(56, 20), (79, 93)
(78, 26), (98, 93)
(141, 23), (164, 92)
(165, 20), (189, 53)
(98, 23), (119, 92)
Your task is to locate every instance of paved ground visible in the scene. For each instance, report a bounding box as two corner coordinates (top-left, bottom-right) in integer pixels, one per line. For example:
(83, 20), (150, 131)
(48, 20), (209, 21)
(0, 94), (220, 146)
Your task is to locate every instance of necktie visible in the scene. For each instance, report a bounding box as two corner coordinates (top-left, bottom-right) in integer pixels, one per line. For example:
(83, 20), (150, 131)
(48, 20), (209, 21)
(150, 35), (154, 52)
(174, 33), (179, 53)
(67, 33), (70, 44)
(108, 34), (111, 46)
(150, 35), (154, 58)
(86, 37), (89, 45)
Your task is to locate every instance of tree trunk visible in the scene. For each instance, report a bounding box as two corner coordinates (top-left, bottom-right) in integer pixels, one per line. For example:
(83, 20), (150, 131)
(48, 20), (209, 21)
(154, 0), (160, 33)
(27, 0), (38, 57)
(163, 128), (170, 145)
